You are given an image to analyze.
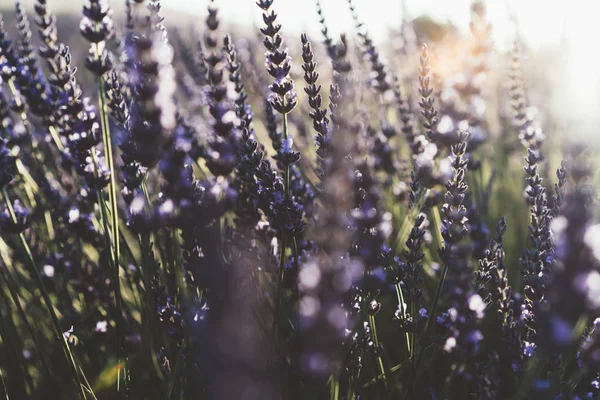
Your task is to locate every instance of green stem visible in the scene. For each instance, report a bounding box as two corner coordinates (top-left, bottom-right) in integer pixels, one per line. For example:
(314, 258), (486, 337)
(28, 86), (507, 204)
(368, 314), (387, 388)
(395, 284), (411, 356)
(0, 263), (52, 378)
(96, 63), (121, 268)
(274, 103), (291, 344)
(4, 81), (61, 244)
(7, 80), (31, 136)
(0, 285), (33, 396)
(430, 206), (444, 250)
(411, 262), (449, 397)
(361, 343), (437, 389)
(78, 363), (99, 400)
(2, 188), (89, 399)
(0, 368), (9, 400)
(48, 125), (65, 152)
(272, 234), (287, 341)
(88, 151), (125, 386)
(95, 43), (124, 392)
(330, 375), (340, 400)
(139, 233), (165, 379)
(90, 151), (112, 258)
(173, 229), (188, 304)
(44, 210), (55, 241)
(282, 111), (290, 199)
(141, 180), (151, 204)
(13, 160), (39, 195)
(410, 301), (416, 389)
(13, 160), (36, 211)
(166, 340), (186, 400)
(291, 235), (299, 301)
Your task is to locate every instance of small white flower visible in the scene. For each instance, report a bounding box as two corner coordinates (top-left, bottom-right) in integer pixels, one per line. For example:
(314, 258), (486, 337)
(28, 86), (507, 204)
(468, 294), (486, 319)
(95, 321), (108, 333)
(130, 195), (146, 214)
(299, 262), (321, 290)
(43, 264), (55, 278)
(584, 270), (600, 310)
(68, 208), (80, 223)
(443, 337), (457, 352)
(159, 199), (174, 215)
(63, 326), (74, 340)
(585, 224), (600, 262)
(299, 296), (320, 317)
(437, 115), (454, 134)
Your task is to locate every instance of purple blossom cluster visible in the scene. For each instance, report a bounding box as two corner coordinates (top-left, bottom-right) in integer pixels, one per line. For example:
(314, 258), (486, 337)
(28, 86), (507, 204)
(0, 0), (596, 399)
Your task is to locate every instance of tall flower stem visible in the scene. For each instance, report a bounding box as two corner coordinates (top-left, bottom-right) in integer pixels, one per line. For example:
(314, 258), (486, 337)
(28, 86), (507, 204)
(410, 301), (416, 364)
(279, 236), (287, 284)
(90, 151), (111, 256)
(430, 206), (444, 248)
(291, 236), (299, 297)
(0, 274), (34, 394)
(0, 368), (9, 400)
(94, 44), (124, 392)
(272, 235), (287, 343)
(96, 71), (121, 263)
(87, 149), (125, 394)
(330, 375), (340, 400)
(283, 111), (290, 198)
(368, 314), (388, 388)
(0, 262), (52, 378)
(5, 80), (51, 226)
(411, 259), (448, 395)
(280, 102), (290, 294)
(395, 284), (411, 355)
(1, 188), (90, 399)
(274, 99), (291, 338)
(48, 125), (64, 151)
(418, 206), (448, 349)
(7, 80), (31, 135)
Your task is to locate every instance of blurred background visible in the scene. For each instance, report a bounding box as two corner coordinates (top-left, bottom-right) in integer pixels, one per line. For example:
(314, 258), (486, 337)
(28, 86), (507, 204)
(0, 1), (598, 398)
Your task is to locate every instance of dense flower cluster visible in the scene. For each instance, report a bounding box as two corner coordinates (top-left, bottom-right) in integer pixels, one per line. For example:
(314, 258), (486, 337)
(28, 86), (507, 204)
(0, 1), (597, 399)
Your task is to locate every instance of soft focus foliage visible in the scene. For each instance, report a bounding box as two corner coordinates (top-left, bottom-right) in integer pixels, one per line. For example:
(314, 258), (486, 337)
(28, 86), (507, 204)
(0, 0), (598, 399)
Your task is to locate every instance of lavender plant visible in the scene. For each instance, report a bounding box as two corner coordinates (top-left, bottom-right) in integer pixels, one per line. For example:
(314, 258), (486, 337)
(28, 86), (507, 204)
(0, 1), (596, 399)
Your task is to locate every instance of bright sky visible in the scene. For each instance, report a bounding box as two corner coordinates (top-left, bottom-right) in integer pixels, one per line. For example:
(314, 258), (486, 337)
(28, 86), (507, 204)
(11, 0), (598, 136)
(161, 0), (578, 50)
(160, 0), (600, 137)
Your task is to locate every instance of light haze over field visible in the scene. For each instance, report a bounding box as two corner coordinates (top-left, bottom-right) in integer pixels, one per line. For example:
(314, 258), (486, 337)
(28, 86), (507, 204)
(163, 0), (600, 138)
(162, 0), (587, 50)
(11, 0), (600, 136)
(10, 0), (596, 52)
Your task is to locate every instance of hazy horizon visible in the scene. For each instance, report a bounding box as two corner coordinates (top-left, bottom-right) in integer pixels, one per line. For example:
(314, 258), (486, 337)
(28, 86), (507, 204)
(5, 0), (600, 136)
(4, 0), (588, 51)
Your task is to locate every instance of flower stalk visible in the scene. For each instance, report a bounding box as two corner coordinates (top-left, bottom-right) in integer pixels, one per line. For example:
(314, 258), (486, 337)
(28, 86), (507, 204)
(1, 188), (91, 399)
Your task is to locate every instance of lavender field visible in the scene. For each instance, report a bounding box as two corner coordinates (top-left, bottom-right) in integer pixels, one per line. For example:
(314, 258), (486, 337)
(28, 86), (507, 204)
(0, 0), (598, 399)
